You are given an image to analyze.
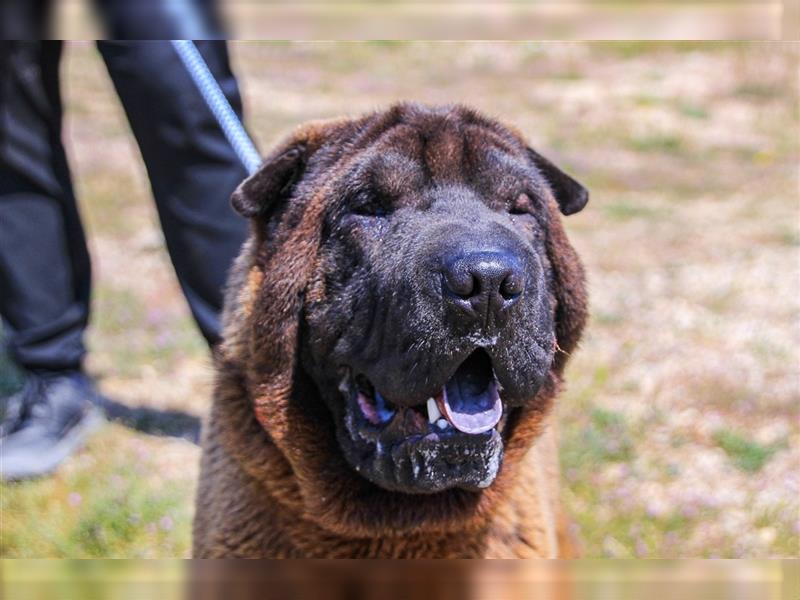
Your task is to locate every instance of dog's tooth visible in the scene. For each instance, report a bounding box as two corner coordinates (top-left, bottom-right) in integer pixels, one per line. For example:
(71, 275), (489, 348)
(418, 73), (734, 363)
(427, 397), (441, 424)
(436, 418), (448, 430)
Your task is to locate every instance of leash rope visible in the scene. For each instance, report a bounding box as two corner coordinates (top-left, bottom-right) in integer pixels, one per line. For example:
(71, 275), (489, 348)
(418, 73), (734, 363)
(171, 40), (262, 176)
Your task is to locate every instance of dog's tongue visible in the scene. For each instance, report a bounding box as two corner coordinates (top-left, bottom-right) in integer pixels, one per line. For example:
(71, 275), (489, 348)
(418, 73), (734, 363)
(436, 360), (502, 435)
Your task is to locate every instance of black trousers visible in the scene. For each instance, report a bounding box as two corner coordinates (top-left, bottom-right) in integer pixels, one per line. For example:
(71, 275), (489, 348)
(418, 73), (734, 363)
(0, 40), (249, 372)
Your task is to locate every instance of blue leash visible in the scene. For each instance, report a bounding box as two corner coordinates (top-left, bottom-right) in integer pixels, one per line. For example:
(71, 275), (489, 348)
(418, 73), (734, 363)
(171, 40), (262, 176)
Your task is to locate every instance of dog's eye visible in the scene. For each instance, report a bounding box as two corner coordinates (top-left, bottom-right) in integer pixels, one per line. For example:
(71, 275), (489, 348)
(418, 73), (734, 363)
(508, 193), (533, 216)
(351, 195), (391, 218)
(353, 204), (388, 217)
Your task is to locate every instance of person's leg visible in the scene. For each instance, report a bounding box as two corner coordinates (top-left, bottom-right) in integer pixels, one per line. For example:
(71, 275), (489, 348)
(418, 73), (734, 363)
(0, 0), (54, 39)
(0, 41), (91, 373)
(97, 41), (248, 346)
(0, 42), (103, 480)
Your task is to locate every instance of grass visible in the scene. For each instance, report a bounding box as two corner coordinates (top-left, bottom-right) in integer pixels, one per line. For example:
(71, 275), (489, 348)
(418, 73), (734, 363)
(600, 41), (739, 59)
(733, 83), (784, 100)
(1, 426), (195, 558)
(676, 102), (710, 120)
(713, 430), (779, 473)
(89, 285), (206, 379)
(567, 407), (635, 465)
(776, 227), (800, 247)
(602, 201), (666, 222)
(628, 134), (686, 155)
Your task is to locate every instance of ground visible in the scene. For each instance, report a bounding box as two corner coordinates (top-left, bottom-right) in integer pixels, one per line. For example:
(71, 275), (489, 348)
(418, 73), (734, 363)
(1, 41), (797, 558)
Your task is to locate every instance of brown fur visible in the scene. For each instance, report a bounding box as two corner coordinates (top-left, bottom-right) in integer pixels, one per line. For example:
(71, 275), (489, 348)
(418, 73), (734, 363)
(193, 104), (588, 557)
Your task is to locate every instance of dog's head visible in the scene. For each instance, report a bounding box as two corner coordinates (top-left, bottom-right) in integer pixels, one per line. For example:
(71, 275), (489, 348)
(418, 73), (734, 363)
(223, 103), (587, 535)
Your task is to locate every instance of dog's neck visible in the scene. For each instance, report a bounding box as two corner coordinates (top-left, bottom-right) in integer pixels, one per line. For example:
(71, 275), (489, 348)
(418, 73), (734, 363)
(253, 434), (560, 558)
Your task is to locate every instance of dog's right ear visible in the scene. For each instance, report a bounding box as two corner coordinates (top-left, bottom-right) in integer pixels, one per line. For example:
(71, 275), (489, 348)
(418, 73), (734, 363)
(526, 147), (589, 216)
(231, 142), (308, 219)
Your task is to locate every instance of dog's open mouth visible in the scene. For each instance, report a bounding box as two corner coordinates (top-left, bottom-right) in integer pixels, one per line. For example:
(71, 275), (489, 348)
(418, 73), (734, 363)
(338, 349), (508, 493)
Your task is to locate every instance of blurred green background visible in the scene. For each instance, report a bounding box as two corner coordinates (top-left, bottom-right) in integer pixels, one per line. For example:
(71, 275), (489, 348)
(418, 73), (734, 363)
(1, 41), (798, 558)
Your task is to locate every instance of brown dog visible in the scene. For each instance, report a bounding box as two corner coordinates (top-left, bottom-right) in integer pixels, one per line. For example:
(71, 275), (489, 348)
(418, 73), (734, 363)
(192, 103), (588, 558)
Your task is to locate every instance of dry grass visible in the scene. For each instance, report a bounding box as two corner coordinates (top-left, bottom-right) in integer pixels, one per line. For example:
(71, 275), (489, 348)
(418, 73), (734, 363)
(1, 41), (797, 557)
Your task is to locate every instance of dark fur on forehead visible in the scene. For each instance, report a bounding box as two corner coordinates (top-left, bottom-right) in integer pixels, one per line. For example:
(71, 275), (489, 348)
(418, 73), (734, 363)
(231, 103), (587, 223)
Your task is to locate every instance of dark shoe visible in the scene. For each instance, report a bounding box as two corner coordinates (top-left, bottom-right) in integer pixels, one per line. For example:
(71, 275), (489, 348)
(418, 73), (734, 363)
(0, 371), (103, 481)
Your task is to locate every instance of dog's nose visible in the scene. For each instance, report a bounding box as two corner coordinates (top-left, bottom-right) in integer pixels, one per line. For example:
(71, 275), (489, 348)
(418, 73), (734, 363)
(442, 249), (524, 325)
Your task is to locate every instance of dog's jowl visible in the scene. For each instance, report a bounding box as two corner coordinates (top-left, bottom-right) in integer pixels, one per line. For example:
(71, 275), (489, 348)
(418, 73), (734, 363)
(193, 103), (589, 558)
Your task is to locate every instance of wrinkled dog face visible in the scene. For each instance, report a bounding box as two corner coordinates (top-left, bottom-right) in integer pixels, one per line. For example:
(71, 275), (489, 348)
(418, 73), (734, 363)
(233, 104), (588, 495)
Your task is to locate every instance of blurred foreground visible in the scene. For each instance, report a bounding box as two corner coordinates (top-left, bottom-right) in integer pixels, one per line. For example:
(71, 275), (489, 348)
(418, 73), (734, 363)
(1, 41), (798, 558)
(1, 560), (794, 600)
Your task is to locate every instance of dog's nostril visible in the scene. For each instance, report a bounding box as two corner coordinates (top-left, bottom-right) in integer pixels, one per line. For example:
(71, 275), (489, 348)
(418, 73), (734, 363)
(444, 269), (477, 299)
(500, 271), (524, 300)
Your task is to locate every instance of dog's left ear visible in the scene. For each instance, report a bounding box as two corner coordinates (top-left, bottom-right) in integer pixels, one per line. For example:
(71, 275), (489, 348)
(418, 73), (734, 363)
(527, 147), (589, 216)
(231, 119), (348, 219)
(231, 143), (307, 219)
